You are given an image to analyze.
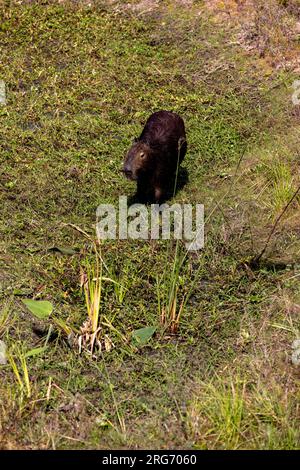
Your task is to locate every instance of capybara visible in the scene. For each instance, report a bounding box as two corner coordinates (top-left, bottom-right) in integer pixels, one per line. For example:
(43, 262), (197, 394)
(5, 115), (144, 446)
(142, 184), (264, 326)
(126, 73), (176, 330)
(123, 110), (187, 203)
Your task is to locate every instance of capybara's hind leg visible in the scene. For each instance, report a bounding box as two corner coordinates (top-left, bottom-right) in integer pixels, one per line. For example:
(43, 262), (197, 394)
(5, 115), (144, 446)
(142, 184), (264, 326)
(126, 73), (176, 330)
(178, 137), (187, 164)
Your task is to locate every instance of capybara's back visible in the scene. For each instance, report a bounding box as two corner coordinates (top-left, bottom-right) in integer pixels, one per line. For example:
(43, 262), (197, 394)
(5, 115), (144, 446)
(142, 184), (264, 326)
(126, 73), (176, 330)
(123, 110), (187, 202)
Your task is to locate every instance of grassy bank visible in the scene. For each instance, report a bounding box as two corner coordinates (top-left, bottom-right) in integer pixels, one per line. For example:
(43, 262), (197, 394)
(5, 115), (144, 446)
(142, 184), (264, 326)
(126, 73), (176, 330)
(0, 0), (299, 449)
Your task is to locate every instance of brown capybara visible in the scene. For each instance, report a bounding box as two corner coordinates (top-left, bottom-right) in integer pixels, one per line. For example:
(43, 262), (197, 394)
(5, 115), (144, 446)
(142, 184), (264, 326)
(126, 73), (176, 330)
(123, 110), (187, 203)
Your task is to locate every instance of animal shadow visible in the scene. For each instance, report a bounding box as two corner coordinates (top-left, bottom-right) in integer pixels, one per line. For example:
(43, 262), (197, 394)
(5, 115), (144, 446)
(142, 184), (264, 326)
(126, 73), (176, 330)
(127, 167), (189, 205)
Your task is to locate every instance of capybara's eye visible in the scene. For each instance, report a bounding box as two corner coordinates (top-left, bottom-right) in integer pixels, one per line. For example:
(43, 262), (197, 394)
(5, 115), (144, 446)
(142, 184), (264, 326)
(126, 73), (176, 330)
(140, 152), (145, 159)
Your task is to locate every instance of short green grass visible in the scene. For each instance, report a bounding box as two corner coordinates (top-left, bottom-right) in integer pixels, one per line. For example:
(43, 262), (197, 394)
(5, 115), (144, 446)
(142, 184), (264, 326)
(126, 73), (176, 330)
(188, 371), (299, 449)
(0, 0), (299, 449)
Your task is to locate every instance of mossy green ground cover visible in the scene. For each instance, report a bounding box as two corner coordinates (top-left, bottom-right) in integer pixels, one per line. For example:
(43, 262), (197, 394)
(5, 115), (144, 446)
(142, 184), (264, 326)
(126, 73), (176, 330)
(0, 0), (299, 449)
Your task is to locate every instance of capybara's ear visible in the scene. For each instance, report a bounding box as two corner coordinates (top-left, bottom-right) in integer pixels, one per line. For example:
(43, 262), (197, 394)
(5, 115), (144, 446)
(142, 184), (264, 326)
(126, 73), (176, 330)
(133, 137), (138, 143)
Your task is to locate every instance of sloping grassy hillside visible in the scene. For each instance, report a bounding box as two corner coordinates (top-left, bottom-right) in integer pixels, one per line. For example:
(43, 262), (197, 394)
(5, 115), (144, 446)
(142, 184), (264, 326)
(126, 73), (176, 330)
(0, 0), (299, 449)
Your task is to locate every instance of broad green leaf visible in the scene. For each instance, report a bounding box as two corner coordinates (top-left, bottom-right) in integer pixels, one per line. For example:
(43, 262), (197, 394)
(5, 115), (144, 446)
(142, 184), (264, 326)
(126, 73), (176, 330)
(13, 288), (33, 296)
(24, 346), (47, 358)
(48, 246), (78, 255)
(132, 326), (156, 345)
(22, 300), (53, 319)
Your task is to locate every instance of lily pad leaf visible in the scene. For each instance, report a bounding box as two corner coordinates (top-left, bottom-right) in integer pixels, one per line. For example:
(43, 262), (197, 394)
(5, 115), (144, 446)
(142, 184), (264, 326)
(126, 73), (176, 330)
(22, 300), (53, 319)
(132, 326), (156, 346)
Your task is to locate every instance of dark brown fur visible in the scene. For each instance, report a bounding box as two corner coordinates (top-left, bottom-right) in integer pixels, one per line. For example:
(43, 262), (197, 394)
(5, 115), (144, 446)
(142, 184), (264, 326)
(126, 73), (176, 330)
(123, 110), (187, 203)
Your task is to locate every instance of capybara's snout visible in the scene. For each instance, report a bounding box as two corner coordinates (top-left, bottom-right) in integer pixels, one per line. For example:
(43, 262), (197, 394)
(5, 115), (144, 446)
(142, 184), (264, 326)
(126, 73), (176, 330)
(123, 155), (136, 180)
(123, 141), (149, 181)
(122, 161), (134, 180)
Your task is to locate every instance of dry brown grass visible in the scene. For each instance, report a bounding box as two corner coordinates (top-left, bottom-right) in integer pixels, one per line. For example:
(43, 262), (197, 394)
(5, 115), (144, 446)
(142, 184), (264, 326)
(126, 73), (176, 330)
(205, 0), (300, 70)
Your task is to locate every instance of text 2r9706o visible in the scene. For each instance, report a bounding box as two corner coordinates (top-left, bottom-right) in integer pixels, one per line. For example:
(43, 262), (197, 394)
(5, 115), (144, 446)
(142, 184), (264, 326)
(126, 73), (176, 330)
(146, 454), (197, 465)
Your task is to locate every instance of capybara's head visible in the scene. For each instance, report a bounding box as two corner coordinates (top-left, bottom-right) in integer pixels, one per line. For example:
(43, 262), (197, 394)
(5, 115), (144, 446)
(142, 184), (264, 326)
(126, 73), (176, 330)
(123, 141), (153, 181)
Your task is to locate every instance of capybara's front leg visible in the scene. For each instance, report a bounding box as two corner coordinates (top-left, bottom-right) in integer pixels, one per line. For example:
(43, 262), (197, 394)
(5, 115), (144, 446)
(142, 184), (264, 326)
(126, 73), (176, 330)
(136, 179), (152, 203)
(154, 186), (164, 203)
